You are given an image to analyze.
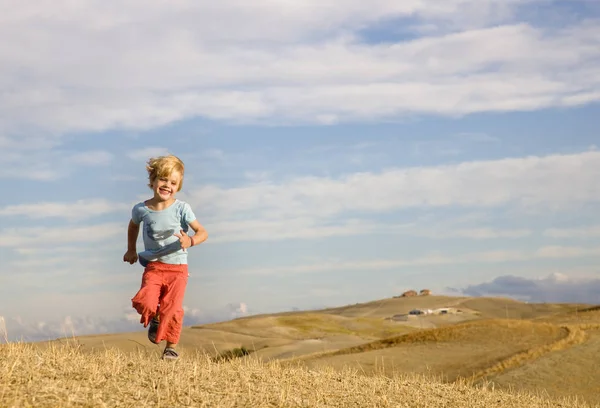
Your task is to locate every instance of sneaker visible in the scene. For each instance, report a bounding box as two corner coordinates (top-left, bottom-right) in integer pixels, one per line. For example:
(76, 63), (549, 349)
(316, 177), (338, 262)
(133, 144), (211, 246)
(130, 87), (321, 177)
(148, 317), (159, 344)
(162, 347), (179, 361)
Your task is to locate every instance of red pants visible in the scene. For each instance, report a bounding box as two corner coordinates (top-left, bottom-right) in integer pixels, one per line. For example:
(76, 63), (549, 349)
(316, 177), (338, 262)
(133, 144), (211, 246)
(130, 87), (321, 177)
(131, 262), (188, 344)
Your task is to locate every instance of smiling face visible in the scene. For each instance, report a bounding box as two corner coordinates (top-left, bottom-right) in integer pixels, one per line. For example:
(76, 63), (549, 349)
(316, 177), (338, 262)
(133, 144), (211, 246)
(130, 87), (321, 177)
(151, 170), (182, 202)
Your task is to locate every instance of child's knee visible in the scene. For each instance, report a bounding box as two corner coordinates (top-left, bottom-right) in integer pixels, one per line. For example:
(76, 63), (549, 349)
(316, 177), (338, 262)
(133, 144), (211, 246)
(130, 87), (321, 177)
(131, 291), (159, 313)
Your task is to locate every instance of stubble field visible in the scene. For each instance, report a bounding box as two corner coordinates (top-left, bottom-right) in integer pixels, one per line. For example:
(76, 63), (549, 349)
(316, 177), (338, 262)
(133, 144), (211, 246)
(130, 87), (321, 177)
(2, 295), (599, 407)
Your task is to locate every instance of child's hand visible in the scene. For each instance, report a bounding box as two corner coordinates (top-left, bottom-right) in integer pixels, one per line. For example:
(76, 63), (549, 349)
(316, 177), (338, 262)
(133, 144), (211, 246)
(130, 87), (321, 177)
(123, 250), (138, 264)
(174, 230), (193, 250)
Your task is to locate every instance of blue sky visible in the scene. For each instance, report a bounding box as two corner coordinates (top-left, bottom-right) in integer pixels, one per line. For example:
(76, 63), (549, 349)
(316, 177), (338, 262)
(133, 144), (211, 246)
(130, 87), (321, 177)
(1, 0), (600, 341)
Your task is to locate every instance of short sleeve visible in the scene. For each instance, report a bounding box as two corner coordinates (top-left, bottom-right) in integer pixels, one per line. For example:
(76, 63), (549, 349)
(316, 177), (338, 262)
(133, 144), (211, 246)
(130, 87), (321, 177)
(131, 203), (145, 225)
(181, 202), (197, 225)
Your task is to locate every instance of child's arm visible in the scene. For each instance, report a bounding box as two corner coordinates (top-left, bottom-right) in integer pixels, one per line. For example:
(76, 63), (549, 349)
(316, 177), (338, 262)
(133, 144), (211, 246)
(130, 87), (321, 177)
(189, 220), (208, 247)
(123, 220), (140, 264)
(175, 220), (208, 250)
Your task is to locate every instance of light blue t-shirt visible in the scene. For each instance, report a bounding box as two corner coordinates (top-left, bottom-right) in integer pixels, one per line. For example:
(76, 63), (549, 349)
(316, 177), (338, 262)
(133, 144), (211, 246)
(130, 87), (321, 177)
(131, 199), (197, 266)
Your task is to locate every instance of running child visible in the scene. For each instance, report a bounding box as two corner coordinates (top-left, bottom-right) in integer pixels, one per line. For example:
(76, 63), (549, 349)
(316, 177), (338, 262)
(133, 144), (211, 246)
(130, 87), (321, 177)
(123, 154), (208, 360)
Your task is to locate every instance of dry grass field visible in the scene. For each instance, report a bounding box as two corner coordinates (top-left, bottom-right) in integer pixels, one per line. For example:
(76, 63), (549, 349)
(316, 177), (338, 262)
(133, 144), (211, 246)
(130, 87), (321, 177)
(488, 329), (600, 403)
(3, 295), (599, 407)
(1, 341), (595, 408)
(486, 308), (600, 405)
(290, 319), (570, 381)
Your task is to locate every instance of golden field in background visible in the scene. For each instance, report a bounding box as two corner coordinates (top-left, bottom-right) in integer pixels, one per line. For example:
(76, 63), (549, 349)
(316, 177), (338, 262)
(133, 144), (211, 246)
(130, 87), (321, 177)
(2, 295), (599, 407)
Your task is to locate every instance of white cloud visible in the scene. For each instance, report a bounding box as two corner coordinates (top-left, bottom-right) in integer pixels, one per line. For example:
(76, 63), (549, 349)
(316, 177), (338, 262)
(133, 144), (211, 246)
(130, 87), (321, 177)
(237, 302), (248, 315)
(416, 228), (532, 239)
(190, 151), (600, 224)
(69, 150), (114, 166)
(1, 149), (118, 180)
(201, 148), (227, 161)
(0, 134), (60, 150)
(6, 150), (587, 246)
(226, 302), (249, 319)
(6, 255), (99, 271)
(237, 251), (519, 275)
(0, 1), (531, 52)
(0, 223), (122, 248)
(205, 217), (531, 244)
(534, 245), (600, 259)
(544, 225), (600, 239)
(238, 245), (600, 275)
(0, 199), (129, 220)
(456, 132), (500, 143)
(13, 242), (119, 257)
(412, 140), (463, 157)
(205, 218), (397, 243)
(1, 314), (140, 343)
(0, 1), (598, 135)
(127, 146), (172, 161)
(243, 171), (272, 183)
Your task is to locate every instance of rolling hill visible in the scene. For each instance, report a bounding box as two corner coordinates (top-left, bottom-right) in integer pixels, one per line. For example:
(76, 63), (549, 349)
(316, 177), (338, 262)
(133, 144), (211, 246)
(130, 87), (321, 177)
(23, 295), (600, 406)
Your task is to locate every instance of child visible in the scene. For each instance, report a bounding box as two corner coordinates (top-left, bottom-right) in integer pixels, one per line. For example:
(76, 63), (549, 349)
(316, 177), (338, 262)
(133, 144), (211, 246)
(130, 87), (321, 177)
(123, 154), (208, 360)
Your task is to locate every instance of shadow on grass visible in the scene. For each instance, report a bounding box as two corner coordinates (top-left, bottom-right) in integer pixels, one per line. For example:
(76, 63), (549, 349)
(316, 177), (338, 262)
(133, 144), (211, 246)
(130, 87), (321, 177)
(212, 346), (252, 363)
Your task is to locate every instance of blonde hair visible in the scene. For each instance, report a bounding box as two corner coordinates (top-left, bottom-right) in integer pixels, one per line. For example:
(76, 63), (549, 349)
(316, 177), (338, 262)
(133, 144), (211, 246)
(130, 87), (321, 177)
(146, 154), (185, 191)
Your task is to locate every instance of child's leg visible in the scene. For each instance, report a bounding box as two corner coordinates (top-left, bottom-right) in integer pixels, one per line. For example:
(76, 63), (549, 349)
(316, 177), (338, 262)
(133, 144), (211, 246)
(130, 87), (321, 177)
(131, 266), (163, 327)
(154, 265), (188, 345)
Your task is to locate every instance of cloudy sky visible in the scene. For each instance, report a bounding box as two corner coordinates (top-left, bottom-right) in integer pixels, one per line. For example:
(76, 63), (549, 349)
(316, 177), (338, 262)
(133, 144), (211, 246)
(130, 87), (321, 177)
(1, 0), (600, 342)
